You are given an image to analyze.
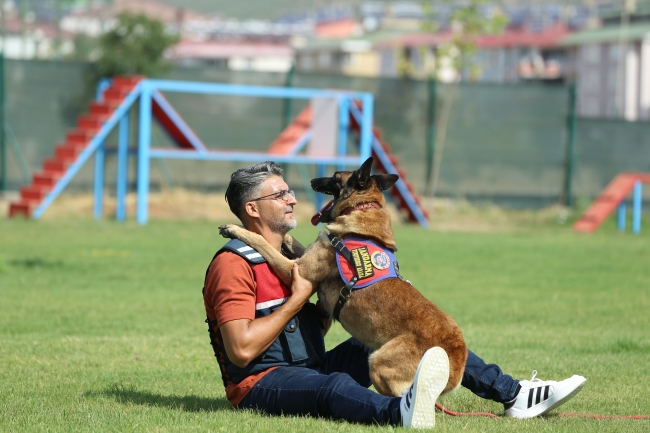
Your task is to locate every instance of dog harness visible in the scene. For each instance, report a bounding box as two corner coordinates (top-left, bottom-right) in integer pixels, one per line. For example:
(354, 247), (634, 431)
(327, 234), (403, 321)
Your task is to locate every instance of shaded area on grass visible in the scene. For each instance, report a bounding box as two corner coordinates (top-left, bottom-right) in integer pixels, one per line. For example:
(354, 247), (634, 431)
(86, 385), (231, 413)
(8, 257), (64, 269)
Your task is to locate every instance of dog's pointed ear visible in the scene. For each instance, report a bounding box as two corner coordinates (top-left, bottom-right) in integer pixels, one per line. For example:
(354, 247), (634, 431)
(349, 157), (374, 188)
(373, 174), (399, 191)
(311, 177), (334, 195)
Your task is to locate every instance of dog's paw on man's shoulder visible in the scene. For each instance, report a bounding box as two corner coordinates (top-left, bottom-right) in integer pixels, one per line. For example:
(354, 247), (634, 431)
(219, 224), (243, 238)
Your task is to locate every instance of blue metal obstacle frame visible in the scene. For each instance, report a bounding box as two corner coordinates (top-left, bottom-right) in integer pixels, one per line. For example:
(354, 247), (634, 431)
(617, 181), (643, 234)
(35, 78), (377, 224)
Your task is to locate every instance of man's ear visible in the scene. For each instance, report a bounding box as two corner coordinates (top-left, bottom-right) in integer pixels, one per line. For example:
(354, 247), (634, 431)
(372, 174), (398, 191)
(244, 201), (260, 219)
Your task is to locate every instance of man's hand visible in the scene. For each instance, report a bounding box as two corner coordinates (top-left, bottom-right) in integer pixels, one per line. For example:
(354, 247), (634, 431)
(291, 263), (314, 301)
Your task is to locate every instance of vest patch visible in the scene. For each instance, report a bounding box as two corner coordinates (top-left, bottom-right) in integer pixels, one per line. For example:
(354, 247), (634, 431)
(351, 246), (375, 279)
(335, 238), (402, 289)
(371, 250), (390, 270)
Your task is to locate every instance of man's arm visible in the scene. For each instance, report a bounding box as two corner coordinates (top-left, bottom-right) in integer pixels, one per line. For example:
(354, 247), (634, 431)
(220, 263), (313, 368)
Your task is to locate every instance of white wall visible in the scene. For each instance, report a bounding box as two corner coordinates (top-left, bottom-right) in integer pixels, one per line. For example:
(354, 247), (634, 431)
(624, 43), (639, 121)
(0, 35), (70, 59)
(576, 38), (648, 121)
(639, 35), (650, 120)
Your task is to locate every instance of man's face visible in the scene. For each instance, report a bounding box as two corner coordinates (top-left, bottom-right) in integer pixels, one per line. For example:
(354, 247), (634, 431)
(251, 176), (298, 235)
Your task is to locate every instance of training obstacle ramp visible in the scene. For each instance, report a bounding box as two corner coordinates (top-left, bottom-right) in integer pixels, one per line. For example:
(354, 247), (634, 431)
(9, 77), (429, 228)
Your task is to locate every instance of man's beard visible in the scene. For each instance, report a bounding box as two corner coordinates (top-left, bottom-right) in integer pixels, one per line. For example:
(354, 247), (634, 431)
(266, 206), (297, 235)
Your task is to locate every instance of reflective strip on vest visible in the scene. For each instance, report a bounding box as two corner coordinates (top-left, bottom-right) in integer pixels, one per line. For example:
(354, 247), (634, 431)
(256, 297), (289, 311)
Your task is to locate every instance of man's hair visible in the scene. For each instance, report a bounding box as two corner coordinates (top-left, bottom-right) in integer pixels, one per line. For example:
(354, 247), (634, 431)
(225, 161), (284, 220)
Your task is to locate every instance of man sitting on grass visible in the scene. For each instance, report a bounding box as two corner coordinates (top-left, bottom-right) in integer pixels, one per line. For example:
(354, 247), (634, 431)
(202, 161), (586, 428)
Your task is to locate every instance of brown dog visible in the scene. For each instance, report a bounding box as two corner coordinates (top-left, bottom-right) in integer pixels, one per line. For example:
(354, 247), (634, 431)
(218, 157), (467, 397)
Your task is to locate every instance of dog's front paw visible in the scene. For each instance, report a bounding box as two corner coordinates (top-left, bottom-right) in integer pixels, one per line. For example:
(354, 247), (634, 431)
(219, 224), (243, 239)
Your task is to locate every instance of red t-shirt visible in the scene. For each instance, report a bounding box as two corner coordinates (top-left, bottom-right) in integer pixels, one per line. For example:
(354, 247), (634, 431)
(203, 252), (280, 407)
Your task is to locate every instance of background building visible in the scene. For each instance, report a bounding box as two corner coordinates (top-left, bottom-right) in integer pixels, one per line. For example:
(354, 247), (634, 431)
(562, 3), (650, 120)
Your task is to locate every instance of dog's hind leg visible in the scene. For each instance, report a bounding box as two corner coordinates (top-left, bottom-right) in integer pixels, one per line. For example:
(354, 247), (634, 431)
(368, 335), (422, 397)
(441, 341), (467, 393)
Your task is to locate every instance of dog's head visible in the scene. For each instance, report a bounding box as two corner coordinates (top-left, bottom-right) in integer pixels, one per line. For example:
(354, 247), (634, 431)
(310, 157), (399, 226)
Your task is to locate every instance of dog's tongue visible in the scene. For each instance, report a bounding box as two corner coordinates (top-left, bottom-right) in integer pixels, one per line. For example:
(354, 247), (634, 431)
(311, 200), (334, 226)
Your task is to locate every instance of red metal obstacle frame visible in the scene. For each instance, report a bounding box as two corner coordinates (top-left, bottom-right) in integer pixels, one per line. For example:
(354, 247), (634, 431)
(573, 172), (650, 233)
(9, 77), (206, 218)
(9, 77), (144, 218)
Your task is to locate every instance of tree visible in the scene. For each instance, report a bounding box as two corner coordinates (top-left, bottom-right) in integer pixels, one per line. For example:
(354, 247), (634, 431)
(422, 0), (508, 81)
(95, 12), (179, 78)
(67, 34), (101, 62)
(418, 0), (508, 196)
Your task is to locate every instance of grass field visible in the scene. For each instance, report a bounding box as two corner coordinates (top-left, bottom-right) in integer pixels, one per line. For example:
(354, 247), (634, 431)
(1, 214), (649, 432)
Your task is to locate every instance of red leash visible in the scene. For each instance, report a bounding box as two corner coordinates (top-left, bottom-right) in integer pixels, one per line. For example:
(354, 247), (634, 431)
(435, 403), (650, 420)
(435, 403), (499, 418)
(558, 413), (650, 420)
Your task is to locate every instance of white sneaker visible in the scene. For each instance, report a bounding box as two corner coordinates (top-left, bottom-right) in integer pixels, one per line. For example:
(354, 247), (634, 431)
(504, 370), (587, 418)
(400, 346), (449, 429)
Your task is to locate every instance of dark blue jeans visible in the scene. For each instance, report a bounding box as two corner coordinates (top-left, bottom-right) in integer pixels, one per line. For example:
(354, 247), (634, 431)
(238, 338), (519, 425)
(239, 338), (402, 425)
(463, 350), (520, 403)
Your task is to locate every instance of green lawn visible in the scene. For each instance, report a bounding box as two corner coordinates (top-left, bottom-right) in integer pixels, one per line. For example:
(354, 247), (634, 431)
(1, 216), (649, 432)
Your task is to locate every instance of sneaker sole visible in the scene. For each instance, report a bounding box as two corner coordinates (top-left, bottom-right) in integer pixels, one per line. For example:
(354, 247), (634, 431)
(410, 347), (450, 429)
(514, 375), (587, 419)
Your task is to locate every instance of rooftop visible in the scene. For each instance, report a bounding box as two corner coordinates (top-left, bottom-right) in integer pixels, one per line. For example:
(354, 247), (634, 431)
(374, 24), (571, 50)
(166, 40), (294, 59)
(560, 22), (650, 45)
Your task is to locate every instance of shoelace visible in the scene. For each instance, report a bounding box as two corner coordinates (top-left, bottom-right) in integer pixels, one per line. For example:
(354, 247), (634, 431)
(524, 370), (549, 388)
